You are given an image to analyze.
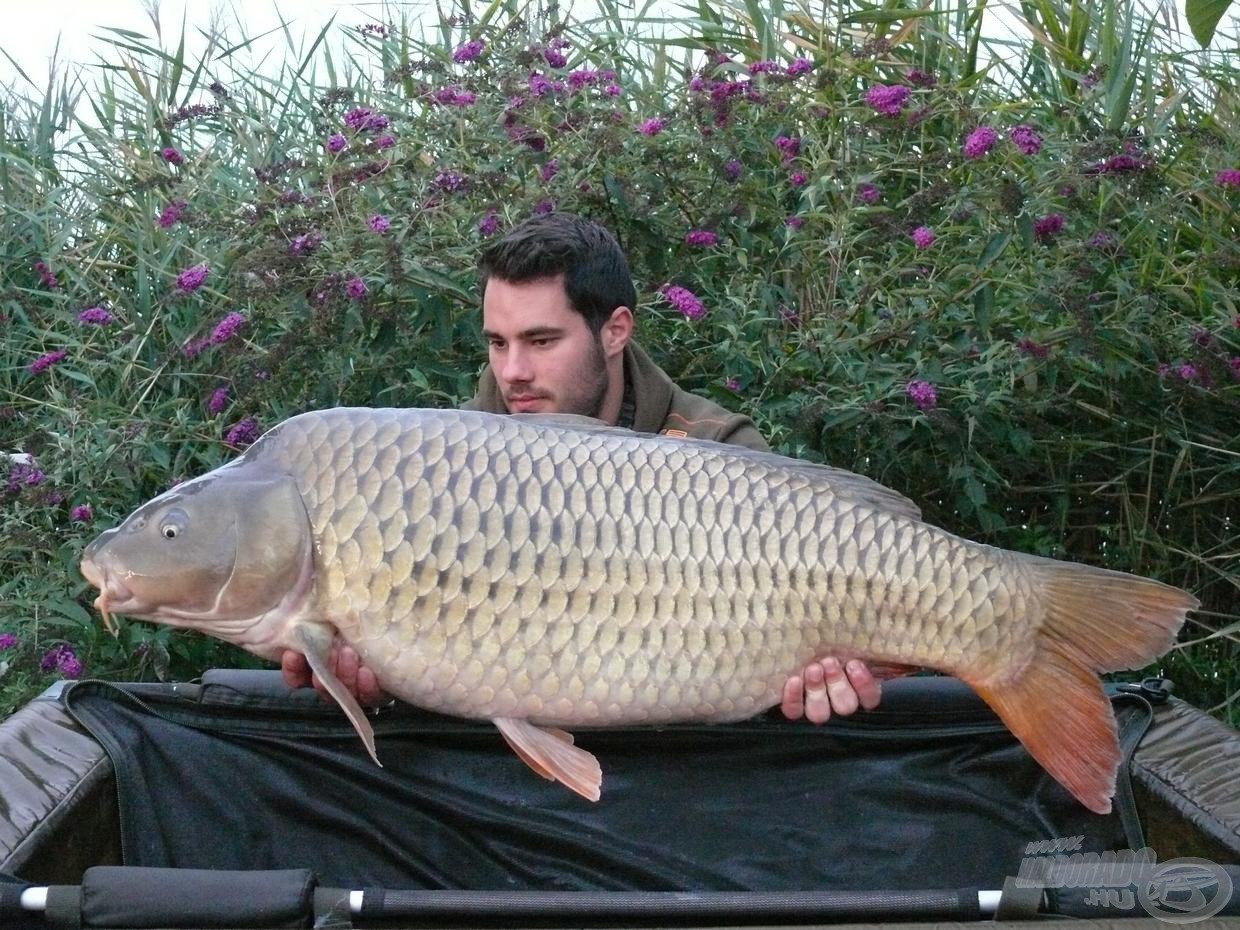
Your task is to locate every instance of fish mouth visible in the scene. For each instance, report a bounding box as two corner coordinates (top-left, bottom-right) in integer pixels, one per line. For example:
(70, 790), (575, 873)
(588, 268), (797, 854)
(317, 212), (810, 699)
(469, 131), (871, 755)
(80, 556), (136, 636)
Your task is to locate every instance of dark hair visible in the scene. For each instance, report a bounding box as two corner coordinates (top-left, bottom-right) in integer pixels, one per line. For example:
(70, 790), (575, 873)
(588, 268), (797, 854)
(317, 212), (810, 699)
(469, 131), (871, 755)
(477, 212), (638, 333)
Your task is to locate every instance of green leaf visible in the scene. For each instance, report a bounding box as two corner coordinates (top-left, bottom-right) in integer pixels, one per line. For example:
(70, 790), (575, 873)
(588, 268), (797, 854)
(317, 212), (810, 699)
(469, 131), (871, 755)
(979, 232), (1011, 269)
(1185, 0), (1235, 46)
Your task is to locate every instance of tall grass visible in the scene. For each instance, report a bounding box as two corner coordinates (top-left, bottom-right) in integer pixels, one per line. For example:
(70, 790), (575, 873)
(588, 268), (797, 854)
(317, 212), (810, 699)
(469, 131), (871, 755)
(1, 0), (1237, 722)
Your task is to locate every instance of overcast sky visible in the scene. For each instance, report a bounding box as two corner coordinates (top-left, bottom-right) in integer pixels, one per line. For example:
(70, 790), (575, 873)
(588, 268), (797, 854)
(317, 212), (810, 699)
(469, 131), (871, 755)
(0, 0), (1226, 92)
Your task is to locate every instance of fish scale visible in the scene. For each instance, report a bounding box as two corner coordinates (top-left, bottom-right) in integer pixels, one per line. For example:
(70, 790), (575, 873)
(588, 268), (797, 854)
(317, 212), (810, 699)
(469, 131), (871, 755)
(81, 406), (1197, 810)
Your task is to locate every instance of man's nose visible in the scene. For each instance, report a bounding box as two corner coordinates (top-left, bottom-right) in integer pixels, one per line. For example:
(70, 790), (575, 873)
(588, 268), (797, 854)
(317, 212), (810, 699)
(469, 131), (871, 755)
(500, 346), (533, 383)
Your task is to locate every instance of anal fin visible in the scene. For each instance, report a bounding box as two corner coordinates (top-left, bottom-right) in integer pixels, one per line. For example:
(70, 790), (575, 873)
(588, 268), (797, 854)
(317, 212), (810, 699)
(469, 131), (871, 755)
(493, 717), (602, 802)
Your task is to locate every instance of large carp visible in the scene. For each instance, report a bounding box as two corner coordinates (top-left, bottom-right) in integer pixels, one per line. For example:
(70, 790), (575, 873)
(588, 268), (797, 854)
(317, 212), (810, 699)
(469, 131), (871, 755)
(80, 407), (1196, 813)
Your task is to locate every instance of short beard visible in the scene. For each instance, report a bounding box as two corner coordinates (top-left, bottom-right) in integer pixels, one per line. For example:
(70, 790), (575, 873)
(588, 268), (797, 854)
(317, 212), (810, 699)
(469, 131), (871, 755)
(569, 335), (611, 420)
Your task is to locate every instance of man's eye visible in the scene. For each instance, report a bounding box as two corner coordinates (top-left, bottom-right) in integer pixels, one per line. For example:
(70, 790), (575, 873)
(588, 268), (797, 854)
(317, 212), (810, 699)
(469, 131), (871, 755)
(532, 338), (553, 347)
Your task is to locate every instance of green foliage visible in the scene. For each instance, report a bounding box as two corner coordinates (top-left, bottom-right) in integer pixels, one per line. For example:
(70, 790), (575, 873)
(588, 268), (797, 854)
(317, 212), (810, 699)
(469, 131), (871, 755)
(1, 0), (1238, 723)
(1186, 0), (1237, 47)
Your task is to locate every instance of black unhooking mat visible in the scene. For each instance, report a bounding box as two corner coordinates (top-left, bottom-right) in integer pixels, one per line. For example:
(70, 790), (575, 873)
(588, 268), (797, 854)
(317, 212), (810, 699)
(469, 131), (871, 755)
(62, 672), (1153, 892)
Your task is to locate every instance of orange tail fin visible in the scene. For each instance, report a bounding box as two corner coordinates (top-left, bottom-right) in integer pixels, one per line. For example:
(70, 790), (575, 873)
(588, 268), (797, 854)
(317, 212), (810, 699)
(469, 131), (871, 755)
(963, 560), (1197, 815)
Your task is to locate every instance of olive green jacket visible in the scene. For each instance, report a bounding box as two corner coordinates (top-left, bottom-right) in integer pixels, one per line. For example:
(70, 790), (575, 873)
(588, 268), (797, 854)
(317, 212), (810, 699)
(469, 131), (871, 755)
(462, 341), (769, 452)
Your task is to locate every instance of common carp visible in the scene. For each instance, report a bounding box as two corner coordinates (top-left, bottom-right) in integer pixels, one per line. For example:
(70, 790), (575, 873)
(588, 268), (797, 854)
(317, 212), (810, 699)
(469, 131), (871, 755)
(79, 407), (1196, 813)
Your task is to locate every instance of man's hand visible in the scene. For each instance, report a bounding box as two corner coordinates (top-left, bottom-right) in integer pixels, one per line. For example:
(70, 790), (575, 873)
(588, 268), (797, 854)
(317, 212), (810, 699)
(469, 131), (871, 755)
(781, 658), (881, 724)
(280, 645), (388, 707)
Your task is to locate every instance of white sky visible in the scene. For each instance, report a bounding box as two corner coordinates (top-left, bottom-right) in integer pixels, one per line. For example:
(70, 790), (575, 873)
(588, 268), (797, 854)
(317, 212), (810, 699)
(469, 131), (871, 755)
(0, 0), (1229, 92)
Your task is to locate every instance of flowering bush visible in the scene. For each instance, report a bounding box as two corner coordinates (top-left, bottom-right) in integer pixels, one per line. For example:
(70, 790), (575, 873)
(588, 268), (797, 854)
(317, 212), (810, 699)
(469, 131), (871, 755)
(1, 1), (1237, 720)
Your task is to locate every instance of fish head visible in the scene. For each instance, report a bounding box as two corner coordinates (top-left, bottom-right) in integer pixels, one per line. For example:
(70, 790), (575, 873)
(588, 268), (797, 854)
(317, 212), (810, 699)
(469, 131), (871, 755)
(80, 466), (313, 643)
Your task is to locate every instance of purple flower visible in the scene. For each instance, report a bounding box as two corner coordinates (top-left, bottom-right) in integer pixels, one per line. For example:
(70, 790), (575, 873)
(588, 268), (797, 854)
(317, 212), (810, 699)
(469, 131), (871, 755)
(368, 214), (391, 233)
(434, 171), (466, 192)
(375, 134), (396, 149)
(78, 307), (115, 325)
(1088, 230), (1120, 252)
(775, 135), (801, 163)
(639, 117), (667, 136)
(1216, 169), (1240, 188)
(326, 133), (347, 153)
(453, 39), (485, 63)
(534, 199), (555, 214)
(6, 461), (45, 492)
(543, 47), (568, 69)
(568, 68), (600, 89)
(528, 73), (555, 97)
(1096, 154), (1145, 174)
(785, 215), (804, 229)
(225, 417), (261, 448)
(161, 146), (184, 165)
(910, 226), (936, 249)
(605, 83), (622, 96)
(207, 387), (231, 416)
(0, 633), (17, 650)
(1009, 124), (1043, 155)
(30, 349), (68, 374)
(788, 57), (813, 76)
(724, 158), (743, 181)
(865, 84), (911, 117)
(344, 107), (389, 133)
(1192, 327), (1213, 348)
(790, 171), (808, 187)
(176, 263), (209, 292)
(906, 379), (938, 411)
(211, 311), (247, 345)
(1016, 338), (1049, 358)
(540, 159), (559, 183)
(856, 183), (881, 204)
(1230, 357), (1240, 380)
(345, 277), (369, 300)
(71, 503), (93, 523)
(660, 284), (707, 320)
(182, 337), (210, 359)
(749, 59), (781, 75)
(908, 69), (937, 87)
(685, 229), (718, 247)
(963, 126), (999, 159)
(1177, 363), (1199, 382)
(40, 644), (82, 678)
(157, 199), (188, 228)
(1034, 213), (1066, 240)
(35, 261), (58, 288)
(290, 233), (322, 255)
(479, 211), (501, 236)
(725, 376), (741, 391)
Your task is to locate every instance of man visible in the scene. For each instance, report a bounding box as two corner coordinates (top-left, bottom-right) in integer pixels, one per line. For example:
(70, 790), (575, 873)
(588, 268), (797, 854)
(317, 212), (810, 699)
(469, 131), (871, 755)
(282, 212), (881, 723)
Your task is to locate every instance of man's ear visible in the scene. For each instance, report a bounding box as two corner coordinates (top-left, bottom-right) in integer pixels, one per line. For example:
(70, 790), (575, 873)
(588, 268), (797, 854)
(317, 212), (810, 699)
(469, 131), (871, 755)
(602, 306), (634, 358)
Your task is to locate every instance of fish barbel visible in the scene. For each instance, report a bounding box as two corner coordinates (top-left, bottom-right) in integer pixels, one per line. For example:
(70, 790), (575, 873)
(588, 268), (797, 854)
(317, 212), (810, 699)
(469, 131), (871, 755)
(79, 407), (1196, 812)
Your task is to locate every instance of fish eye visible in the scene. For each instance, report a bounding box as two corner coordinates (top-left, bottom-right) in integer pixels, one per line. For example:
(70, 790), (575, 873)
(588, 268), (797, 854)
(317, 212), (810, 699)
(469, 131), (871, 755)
(159, 507), (189, 541)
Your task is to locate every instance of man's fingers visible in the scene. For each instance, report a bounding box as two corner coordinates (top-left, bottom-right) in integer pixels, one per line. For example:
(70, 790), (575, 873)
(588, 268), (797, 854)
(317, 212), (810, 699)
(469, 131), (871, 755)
(822, 657), (859, 717)
(846, 659), (882, 711)
(803, 660), (832, 724)
(355, 665), (389, 707)
(281, 650), (311, 690)
(781, 675), (805, 720)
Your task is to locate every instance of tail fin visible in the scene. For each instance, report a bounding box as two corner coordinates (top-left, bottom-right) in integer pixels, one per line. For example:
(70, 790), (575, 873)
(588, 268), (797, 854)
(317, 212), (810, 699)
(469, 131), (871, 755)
(963, 560), (1197, 815)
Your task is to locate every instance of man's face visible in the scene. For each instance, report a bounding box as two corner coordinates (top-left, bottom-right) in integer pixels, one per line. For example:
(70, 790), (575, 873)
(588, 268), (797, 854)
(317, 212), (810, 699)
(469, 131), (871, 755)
(482, 275), (612, 418)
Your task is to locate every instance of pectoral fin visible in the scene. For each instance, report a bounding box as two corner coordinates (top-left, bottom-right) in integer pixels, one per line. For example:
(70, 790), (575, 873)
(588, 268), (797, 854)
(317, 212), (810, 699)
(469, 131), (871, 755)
(493, 717), (601, 802)
(295, 625), (381, 767)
